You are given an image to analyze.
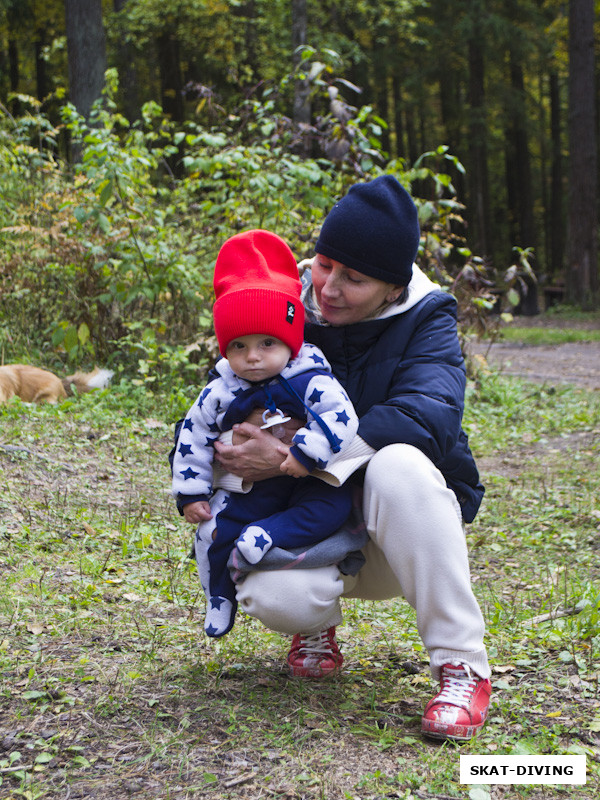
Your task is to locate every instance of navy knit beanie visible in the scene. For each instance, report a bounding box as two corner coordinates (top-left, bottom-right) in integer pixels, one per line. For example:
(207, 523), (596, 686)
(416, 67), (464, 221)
(315, 175), (420, 286)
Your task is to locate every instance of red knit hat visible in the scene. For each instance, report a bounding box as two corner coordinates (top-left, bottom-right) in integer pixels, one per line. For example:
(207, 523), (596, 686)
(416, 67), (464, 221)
(213, 230), (304, 357)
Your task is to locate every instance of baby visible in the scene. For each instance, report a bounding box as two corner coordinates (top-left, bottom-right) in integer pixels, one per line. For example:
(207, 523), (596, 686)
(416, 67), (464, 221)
(172, 230), (359, 637)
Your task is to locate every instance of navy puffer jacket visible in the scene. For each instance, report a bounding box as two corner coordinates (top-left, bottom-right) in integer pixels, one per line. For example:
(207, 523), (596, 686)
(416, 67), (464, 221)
(304, 286), (484, 523)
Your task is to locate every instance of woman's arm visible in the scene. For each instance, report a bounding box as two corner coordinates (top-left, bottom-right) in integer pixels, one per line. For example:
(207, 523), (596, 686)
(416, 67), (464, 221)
(358, 299), (466, 461)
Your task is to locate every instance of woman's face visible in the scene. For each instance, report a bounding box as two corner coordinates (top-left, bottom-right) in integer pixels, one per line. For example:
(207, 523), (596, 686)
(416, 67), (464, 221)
(311, 255), (404, 326)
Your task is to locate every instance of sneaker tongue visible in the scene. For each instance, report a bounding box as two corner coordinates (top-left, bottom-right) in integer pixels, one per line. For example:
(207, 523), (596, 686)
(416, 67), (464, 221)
(446, 665), (467, 677)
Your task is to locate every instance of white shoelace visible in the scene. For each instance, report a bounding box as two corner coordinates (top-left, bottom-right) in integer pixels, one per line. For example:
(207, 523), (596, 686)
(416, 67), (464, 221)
(298, 630), (333, 655)
(436, 664), (478, 707)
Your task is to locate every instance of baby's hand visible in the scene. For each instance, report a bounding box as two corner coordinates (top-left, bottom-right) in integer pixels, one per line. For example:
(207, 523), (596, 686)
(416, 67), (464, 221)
(183, 500), (213, 524)
(279, 450), (310, 478)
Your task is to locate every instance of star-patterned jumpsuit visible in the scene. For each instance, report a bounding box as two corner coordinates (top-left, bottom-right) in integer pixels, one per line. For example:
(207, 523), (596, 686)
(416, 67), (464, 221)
(172, 343), (359, 636)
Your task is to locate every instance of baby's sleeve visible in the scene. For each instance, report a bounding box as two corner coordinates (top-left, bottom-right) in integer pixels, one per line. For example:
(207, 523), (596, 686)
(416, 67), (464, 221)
(289, 373), (359, 471)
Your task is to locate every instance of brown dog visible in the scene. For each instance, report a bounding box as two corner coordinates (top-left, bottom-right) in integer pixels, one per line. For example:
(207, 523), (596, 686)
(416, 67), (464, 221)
(0, 364), (114, 404)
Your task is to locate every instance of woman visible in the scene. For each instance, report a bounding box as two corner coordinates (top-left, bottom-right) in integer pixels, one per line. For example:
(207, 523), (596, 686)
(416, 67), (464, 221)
(210, 175), (491, 742)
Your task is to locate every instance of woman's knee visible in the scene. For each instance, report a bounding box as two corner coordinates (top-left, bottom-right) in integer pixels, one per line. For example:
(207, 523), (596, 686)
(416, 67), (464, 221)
(362, 444), (462, 544)
(236, 567), (344, 635)
(366, 444), (446, 500)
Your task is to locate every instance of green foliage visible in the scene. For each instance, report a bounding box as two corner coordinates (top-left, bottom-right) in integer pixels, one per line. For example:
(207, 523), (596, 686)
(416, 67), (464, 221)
(1, 66), (510, 390)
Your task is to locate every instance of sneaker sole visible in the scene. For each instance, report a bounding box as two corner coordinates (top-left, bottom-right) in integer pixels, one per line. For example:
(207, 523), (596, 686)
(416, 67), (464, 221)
(421, 720), (483, 741)
(288, 665), (342, 679)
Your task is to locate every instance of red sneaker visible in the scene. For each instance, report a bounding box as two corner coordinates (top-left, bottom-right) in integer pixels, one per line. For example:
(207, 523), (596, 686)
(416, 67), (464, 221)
(287, 627), (343, 678)
(421, 663), (492, 741)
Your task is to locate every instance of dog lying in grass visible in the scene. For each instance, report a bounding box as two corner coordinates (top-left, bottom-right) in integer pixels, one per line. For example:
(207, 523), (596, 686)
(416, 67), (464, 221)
(0, 364), (114, 404)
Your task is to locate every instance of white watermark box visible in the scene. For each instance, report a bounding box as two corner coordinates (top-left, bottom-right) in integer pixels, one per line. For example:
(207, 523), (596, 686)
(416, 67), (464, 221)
(460, 755), (586, 784)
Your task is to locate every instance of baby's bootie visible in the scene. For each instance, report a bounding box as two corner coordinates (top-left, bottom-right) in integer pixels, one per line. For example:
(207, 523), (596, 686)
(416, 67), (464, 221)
(236, 526), (273, 564)
(204, 596), (236, 638)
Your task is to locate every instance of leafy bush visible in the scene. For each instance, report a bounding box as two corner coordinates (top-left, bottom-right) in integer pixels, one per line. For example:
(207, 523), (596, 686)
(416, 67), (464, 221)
(1, 68), (506, 393)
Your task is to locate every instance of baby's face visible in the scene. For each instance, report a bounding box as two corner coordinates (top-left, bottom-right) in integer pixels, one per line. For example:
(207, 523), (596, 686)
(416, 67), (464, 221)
(226, 335), (292, 382)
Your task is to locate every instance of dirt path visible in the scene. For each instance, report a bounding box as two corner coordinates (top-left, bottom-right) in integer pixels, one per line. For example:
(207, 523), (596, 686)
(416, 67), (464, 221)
(468, 340), (600, 390)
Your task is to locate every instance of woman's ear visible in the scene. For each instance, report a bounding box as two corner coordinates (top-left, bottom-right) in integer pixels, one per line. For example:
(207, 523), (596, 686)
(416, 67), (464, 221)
(386, 286), (404, 303)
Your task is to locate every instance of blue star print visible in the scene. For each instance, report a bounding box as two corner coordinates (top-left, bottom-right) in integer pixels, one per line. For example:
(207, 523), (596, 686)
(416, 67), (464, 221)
(210, 597), (225, 610)
(198, 387), (211, 408)
(178, 443), (193, 457)
(309, 352), (325, 366)
(336, 410), (351, 426)
(254, 533), (270, 551)
(308, 388), (323, 404)
(294, 434), (306, 445)
(183, 419), (193, 432)
(180, 466), (200, 480)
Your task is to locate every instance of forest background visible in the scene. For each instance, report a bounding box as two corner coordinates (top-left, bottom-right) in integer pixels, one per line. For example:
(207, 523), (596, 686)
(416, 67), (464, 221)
(0, 0), (599, 391)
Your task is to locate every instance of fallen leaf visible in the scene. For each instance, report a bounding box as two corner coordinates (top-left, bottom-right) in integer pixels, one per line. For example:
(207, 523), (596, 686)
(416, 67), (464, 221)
(122, 592), (143, 602)
(26, 623), (44, 635)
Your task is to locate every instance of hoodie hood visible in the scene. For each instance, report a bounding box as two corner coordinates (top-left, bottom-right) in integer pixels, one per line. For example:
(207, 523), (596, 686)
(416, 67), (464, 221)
(214, 341), (332, 389)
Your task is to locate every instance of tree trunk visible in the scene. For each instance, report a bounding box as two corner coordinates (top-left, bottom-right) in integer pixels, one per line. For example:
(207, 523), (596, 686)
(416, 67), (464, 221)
(64, 0), (107, 120)
(567, 0), (598, 307)
(291, 0), (311, 156)
(35, 28), (48, 102)
(373, 55), (391, 155)
(439, 68), (461, 157)
(157, 30), (185, 123)
(509, 55), (536, 250)
(113, 0), (140, 123)
(467, 36), (492, 260)
(549, 71), (564, 278)
(505, 50), (539, 314)
(404, 103), (419, 166)
(392, 75), (407, 160)
(6, 37), (21, 115)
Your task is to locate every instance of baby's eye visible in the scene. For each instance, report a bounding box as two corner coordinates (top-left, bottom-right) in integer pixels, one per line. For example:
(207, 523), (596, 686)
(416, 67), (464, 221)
(262, 339), (276, 347)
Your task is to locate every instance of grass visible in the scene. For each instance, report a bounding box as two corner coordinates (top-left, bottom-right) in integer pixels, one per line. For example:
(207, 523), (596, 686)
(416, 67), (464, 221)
(1, 370), (599, 799)
(499, 328), (600, 345)
(494, 308), (600, 346)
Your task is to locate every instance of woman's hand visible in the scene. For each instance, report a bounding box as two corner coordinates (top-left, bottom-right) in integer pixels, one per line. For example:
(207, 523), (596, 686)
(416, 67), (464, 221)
(214, 415), (303, 482)
(213, 423), (285, 481)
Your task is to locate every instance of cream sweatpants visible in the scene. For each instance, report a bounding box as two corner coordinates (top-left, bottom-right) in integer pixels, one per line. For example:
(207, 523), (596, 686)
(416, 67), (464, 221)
(235, 443), (490, 680)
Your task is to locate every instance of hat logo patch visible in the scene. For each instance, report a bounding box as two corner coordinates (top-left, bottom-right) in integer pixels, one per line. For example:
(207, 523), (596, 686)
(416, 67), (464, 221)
(286, 301), (295, 324)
